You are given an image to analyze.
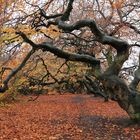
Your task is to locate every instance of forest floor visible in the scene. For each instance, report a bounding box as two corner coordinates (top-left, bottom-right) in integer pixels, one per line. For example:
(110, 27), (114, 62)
(0, 94), (140, 140)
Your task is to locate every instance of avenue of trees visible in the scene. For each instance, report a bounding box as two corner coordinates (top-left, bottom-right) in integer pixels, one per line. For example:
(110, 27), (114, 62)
(1, 0), (140, 122)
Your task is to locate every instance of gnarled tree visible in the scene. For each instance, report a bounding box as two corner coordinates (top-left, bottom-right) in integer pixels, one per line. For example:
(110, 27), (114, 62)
(1, 0), (140, 122)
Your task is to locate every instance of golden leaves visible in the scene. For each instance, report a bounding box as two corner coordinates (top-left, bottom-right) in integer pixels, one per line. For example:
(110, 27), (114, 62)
(40, 25), (62, 39)
(0, 24), (62, 46)
(0, 25), (37, 44)
(0, 28), (21, 45)
(112, 0), (125, 9)
(16, 25), (36, 35)
(1, 27), (15, 33)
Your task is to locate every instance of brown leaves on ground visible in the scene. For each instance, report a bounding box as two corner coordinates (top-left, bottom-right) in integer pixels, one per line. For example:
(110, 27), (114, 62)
(0, 94), (139, 140)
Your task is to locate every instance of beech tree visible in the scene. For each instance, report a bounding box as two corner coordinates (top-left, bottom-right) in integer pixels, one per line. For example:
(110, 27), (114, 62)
(1, 0), (140, 122)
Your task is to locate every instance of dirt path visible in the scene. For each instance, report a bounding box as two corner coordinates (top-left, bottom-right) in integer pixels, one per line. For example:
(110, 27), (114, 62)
(0, 94), (139, 140)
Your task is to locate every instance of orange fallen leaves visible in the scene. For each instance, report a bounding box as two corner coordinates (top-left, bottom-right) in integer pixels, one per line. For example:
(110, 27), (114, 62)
(0, 94), (139, 140)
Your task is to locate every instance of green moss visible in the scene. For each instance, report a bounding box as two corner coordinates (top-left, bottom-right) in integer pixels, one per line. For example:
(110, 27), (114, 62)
(128, 104), (135, 114)
(134, 113), (140, 120)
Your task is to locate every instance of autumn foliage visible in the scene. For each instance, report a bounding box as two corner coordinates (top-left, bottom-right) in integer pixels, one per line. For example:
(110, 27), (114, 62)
(0, 94), (140, 139)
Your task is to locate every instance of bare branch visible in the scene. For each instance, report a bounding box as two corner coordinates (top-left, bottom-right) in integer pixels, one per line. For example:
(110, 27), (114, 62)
(130, 54), (140, 90)
(16, 31), (100, 66)
(0, 49), (35, 93)
(57, 19), (129, 53)
(124, 22), (140, 35)
(61, 0), (75, 21)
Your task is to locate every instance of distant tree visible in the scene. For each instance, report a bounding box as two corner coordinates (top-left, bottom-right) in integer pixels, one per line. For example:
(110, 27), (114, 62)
(1, 0), (140, 122)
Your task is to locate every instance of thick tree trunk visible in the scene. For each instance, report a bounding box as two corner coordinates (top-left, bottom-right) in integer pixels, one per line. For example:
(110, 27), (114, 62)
(97, 50), (140, 122)
(100, 75), (140, 122)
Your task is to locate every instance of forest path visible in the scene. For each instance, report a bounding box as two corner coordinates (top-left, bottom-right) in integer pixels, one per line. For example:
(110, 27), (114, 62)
(0, 94), (139, 140)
